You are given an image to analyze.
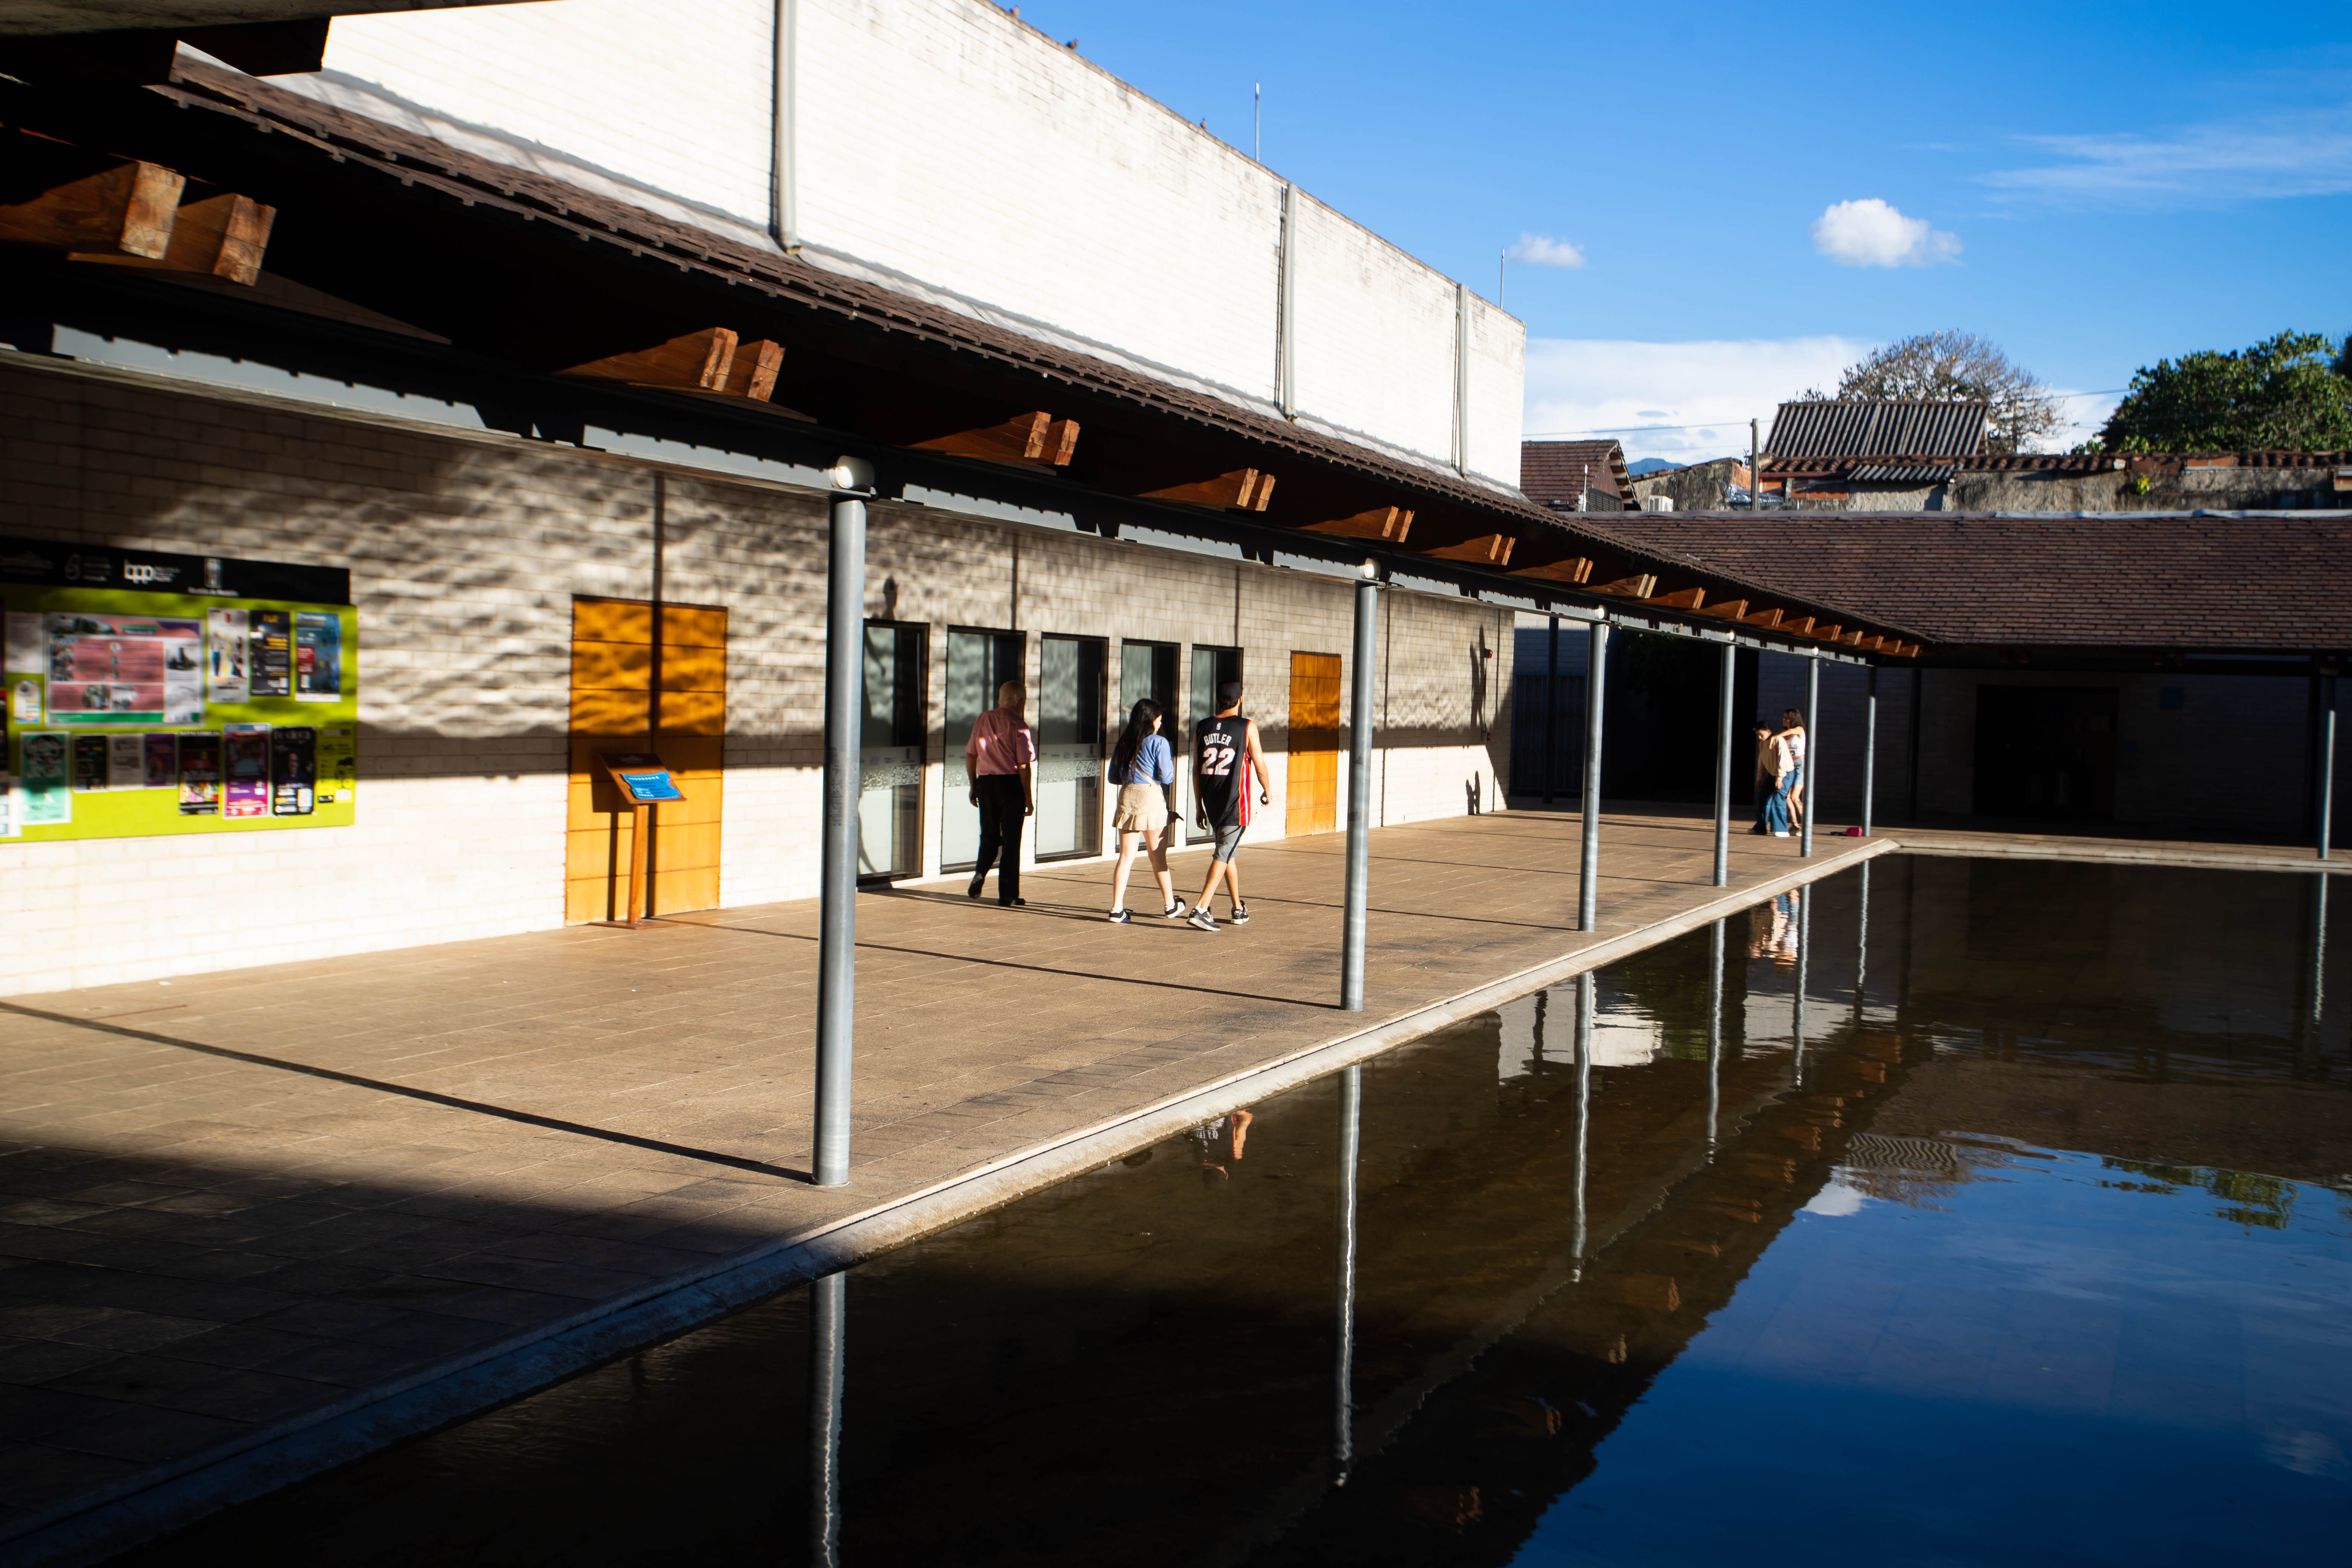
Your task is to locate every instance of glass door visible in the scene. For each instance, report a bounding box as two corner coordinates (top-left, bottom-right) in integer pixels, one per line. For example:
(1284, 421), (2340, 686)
(1187, 645), (1243, 833)
(942, 628), (1025, 871)
(859, 622), (925, 882)
(1034, 634), (1105, 859)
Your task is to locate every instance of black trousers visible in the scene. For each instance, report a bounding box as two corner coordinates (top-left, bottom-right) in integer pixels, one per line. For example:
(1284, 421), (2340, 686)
(972, 774), (1025, 903)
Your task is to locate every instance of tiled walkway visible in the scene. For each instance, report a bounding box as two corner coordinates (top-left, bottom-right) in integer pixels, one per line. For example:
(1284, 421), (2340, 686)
(0, 807), (2017, 1553)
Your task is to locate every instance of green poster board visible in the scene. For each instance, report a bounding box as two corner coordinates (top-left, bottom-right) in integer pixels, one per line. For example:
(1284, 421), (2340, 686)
(1, 537), (358, 844)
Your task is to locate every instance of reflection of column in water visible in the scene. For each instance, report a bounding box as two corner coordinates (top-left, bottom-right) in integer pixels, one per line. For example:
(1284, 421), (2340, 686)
(2314, 875), (2330, 1031)
(1334, 1064), (1361, 1481)
(809, 1272), (846, 1568)
(1532, 988), (1547, 1069)
(1792, 886), (1810, 1089)
(1856, 860), (1872, 1000)
(1706, 919), (1724, 1154)
(1572, 973), (1593, 1279)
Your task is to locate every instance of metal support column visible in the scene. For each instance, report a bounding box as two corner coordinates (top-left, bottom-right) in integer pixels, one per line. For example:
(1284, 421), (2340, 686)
(1542, 614), (1560, 805)
(1712, 640), (1735, 886)
(1571, 971), (1593, 1278)
(1342, 566), (1380, 1011)
(1861, 665), (1879, 838)
(1580, 622), (1610, 931)
(2320, 672), (2338, 862)
(813, 457), (871, 1187)
(1706, 918), (1724, 1153)
(1334, 1064), (1361, 1479)
(1800, 655), (1821, 859)
(1907, 665), (1924, 821)
(808, 1271), (846, 1568)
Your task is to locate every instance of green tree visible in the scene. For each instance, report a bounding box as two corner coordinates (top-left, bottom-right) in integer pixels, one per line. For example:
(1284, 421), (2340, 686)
(1800, 330), (2062, 454)
(2094, 330), (2352, 453)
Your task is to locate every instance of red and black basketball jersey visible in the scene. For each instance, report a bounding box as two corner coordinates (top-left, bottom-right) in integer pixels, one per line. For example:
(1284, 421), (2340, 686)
(1194, 713), (1251, 828)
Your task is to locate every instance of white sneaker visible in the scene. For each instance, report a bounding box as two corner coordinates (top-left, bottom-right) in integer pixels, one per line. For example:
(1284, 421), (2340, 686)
(1164, 899), (1190, 919)
(1107, 908), (1131, 923)
(1187, 908), (1219, 932)
(1772, 831), (1790, 838)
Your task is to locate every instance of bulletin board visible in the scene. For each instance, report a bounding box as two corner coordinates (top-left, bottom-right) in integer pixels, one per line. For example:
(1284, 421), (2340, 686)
(0, 536), (358, 843)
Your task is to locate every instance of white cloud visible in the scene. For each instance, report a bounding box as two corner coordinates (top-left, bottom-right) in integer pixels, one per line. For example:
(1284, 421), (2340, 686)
(1810, 198), (1962, 267)
(1977, 107), (2352, 208)
(1802, 1176), (1870, 1217)
(1522, 335), (1867, 464)
(1505, 231), (1586, 269)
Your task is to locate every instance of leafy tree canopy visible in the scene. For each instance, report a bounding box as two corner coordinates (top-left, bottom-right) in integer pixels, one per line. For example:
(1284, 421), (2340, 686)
(2093, 330), (2352, 453)
(1800, 330), (2061, 455)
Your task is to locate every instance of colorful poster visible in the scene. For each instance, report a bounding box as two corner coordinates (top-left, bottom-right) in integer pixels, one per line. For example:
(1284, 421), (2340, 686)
(142, 732), (178, 789)
(19, 732), (69, 824)
(250, 611), (292, 699)
(11, 678), (37, 723)
(4, 611), (40, 674)
(223, 723), (270, 818)
(270, 725), (316, 816)
(294, 612), (343, 702)
(0, 776), (18, 838)
(72, 733), (109, 791)
(43, 611), (205, 726)
(317, 726), (357, 806)
(107, 733), (144, 790)
(206, 608), (249, 703)
(177, 731), (221, 816)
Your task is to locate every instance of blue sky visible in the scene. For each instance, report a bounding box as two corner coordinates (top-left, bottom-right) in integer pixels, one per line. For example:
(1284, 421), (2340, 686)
(1023, 0), (2352, 461)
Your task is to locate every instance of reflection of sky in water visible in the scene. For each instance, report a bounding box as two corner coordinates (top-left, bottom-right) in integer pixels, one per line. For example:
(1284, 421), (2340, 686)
(1520, 1145), (2352, 1566)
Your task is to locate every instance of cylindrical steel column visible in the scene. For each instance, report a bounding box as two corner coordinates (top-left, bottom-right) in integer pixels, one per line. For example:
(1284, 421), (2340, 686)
(1712, 640), (1735, 886)
(1334, 1063), (1361, 1478)
(1543, 614), (1560, 805)
(808, 1270), (846, 1568)
(813, 460), (870, 1187)
(1571, 970), (1593, 1277)
(2319, 674), (2338, 863)
(1800, 655), (1821, 859)
(1861, 665), (1879, 838)
(1580, 622), (1610, 931)
(1342, 570), (1380, 1011)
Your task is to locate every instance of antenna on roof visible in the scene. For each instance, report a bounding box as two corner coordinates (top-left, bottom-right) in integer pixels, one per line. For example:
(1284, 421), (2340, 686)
(1254, 82), (1261, 162)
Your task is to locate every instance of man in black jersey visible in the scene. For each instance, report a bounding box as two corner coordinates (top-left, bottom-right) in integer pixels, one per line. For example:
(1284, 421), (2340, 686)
(1187, 681), (1271, 932)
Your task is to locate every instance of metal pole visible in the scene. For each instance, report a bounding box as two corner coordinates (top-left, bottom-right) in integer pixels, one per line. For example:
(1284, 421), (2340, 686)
(814, 459), (870, 1188)
(1580, 622), (1609, 931)
(1342, 568), (1380, 1011)
(1749, 418), (1759, 508)
(1712, 640), (1735, 886)
(1706, 918), (1724, 1153)
(808, 1270), (846, 1568)
(1861, 664), (1879, 838)
(1334, 1064), (1361, 1479)
(1543, 614), (1560, 805)
(2320, 674), (2338, 862)
(1571, 971), (1592, 1279)
(1800, 655), (1820, 858)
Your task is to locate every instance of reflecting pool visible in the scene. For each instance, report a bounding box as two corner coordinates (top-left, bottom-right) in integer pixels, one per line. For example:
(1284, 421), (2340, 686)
(122, 859), (2352, 1565)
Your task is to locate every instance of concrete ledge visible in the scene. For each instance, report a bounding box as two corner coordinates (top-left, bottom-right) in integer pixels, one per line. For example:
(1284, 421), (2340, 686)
(11, 839), (1889, 1566)
(1892, 835), (2346, 875)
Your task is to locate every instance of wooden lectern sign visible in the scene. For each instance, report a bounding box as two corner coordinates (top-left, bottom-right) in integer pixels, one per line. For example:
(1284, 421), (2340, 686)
(596, 751), (687, 926)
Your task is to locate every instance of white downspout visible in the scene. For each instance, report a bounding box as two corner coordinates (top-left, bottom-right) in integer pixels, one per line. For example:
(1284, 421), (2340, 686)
(1453, 282), (1470, 476)
(771, 0), (797, 251)
(1278, 182), (1298, 419)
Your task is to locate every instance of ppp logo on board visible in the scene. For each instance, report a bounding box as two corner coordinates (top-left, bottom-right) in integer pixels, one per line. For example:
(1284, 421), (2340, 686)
(121, 562), (180, 586)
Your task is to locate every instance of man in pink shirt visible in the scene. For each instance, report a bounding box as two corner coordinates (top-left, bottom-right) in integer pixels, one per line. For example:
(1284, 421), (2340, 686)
(965, 679), (1036, 906)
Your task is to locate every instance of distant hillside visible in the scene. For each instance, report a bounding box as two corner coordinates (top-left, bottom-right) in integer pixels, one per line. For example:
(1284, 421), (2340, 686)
(1624, 457), (1678, 475)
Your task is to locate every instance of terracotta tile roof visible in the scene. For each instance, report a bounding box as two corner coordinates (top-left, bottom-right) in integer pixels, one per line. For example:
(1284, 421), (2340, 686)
(1586, 511), (2352, 653)
(1520, 439), (1629, 509)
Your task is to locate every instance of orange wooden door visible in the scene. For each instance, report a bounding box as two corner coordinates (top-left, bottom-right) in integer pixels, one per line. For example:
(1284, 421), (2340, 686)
(1286, 651), (1341, 837)
(567, 597), (727, 922)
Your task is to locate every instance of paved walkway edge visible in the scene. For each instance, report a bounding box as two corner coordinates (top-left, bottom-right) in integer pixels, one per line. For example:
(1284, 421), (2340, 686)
(1893, 836), (2346, 875)
(14, 839), (1894, 1567)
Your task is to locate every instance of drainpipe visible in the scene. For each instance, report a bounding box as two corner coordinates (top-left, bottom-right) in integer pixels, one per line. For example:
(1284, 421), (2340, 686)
(813, 455), (872, 1187)
(1277, 183), (1299, 419)
(770, 0), (797, 251)
(1453, 282), (1470, 477)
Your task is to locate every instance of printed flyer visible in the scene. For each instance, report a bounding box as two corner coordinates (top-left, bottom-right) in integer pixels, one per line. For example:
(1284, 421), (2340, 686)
(317, 725), (356, 805)
(72, 734), (108, 792)
(142, 733), (178, 789)
(0, 776), (17, 838)
(19, 732), (68, 824)
(249, 611), (292, 699)
(294, 611), (342, 702)
(106, 733), (144, 790)
(270, 726), (316, 816)
(205, 608), (249, 703)
(11, 677), (37, 724)
(223, 723), (270, 818)
(177, 731), (221, 816)
(44, 612), (205, 726)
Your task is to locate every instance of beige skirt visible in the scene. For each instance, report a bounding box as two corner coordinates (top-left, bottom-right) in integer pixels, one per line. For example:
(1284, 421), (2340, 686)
(1112, 779), (1167, 833)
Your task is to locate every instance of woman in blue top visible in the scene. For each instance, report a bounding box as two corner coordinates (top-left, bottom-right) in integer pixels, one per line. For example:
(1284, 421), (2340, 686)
(1105, 698), (1187, 923)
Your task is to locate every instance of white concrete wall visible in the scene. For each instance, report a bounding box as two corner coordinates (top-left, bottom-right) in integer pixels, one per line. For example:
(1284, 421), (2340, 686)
(279, 0), (1523, 488)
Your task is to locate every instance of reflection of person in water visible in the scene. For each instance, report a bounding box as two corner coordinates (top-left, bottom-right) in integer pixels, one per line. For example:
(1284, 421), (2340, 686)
(1750, 888), (1801, 968)
(1188, 1108), (1254, 1186)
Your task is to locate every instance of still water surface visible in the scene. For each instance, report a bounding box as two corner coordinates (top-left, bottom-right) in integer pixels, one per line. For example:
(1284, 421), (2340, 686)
(127, 858), (2352, 1565)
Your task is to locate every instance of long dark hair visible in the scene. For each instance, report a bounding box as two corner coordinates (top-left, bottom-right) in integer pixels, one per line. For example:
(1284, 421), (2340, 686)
(1111, 698), (1162, 784)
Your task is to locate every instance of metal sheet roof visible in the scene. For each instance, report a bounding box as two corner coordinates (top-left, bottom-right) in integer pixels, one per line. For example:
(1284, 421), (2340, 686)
(1765, 400), (1988, 460)
(1849, 463), (1959, 483)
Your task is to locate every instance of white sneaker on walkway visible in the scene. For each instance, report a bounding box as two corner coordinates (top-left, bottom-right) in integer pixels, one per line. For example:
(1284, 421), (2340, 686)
(1187, 908), (1219, 932)
(1229, 902), (1250, 925)
(1107, 908), (1131, 923)
(1164, 899), (1190, 918)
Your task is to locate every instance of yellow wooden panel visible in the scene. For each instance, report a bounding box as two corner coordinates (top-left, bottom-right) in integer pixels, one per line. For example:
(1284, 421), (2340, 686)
(573, 639), (653, 692)
(654, 736), (724, 771)
(574, 597), (654, 645)
(567, 874), (616, 925)
(567, 821), (632, 880)
(657, 642), (727, 693)
(571, 686), (655, 737)
(651, 863), (720, 917)
(655, 688), (726, 735)
(660, 605), (729, 650)
(651, 819), (722, 873)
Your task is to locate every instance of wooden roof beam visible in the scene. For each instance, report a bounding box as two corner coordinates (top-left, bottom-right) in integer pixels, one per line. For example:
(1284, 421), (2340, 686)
(1586, 574), (1658, 600)
(1738, 607), (1784, 629)
(1295, 505), (1412, 542)
(1140, 469), (1274, 510)
(0, 159), (183, 259)
(1643, 586), (1706, 609)
(1508, 556), (1595, 585)
(912, 410), (1080, 467)
(559, 327), (784, 402)
(74, 191), (276, 286)
(1412, 533), (1515, 566)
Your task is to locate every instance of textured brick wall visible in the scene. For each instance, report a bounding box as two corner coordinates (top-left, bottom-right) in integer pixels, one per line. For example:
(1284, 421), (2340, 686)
(2, 359), (1511, 993)
(295, 0), (1524, 486)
